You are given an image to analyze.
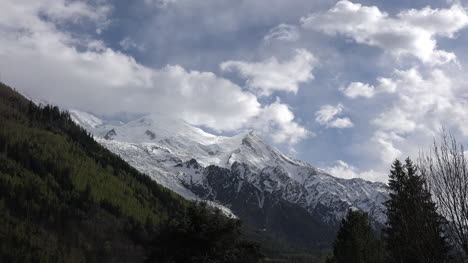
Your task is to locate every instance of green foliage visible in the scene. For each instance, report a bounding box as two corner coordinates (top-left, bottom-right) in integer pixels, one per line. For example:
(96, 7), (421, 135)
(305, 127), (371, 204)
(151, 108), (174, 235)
(327, 209), (385, 263)
(0, 82), (262, 263)
(384, 158), (450, 263)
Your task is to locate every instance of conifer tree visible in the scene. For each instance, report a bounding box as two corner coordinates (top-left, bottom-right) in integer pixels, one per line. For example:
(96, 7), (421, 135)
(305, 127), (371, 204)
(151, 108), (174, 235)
(384, 158), (450, 263)
(328, 209), (384, 263)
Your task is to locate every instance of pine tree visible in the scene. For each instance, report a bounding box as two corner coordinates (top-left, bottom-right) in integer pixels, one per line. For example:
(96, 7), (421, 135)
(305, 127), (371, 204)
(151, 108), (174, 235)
(384, 158), (450, 263)
(329, 209), (385, 263)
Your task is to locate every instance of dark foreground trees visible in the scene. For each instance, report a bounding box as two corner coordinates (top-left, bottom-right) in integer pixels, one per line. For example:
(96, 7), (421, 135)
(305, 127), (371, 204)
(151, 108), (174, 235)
(326, 209), (384, 263)
(0, 82), (263, 263)
(419, 131), (468, 258)
(327, 157), (453, 263)
(384, 158), (450, 263)
(147, 202), (263, 263)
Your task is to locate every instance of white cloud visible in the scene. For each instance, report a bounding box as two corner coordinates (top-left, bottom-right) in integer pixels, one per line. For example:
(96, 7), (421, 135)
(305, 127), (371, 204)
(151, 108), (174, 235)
(376, 77), (398, 93)
(0, 0), (310, 146)
(355, 66), (468, 167)
(220, 49), (316, 96)
(301, 1), (468, 65)
(119, 37), (145, 51)
(325, 160), (384, 181)
(371, 68), (459, 133)
(0, 0), (110, 35)
(329, 118), (354, 129)
(315, 104), (353, 128)
(398, 5), (468, 38)
(315, 105), (342, 125)
(264, 24), (300, 42)
(251, 99), (311, 145)
(343, 67), (445, 101)
(341, 82), (376, 98)
(373, 108), (418, 134)
(371, 131), (403, 163)
(144, 0), (177, 8)
(149, 65), (262, 131)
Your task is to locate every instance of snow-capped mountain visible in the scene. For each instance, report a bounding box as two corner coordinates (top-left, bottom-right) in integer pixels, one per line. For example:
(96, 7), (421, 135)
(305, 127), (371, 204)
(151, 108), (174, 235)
(70, 110), (388, 231)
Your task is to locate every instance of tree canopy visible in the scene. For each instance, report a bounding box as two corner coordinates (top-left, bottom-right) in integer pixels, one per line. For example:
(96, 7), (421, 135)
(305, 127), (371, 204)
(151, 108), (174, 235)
(384, 158), (450, 263)
(0, 82), (262, 263)
(327, 209), (384, 263)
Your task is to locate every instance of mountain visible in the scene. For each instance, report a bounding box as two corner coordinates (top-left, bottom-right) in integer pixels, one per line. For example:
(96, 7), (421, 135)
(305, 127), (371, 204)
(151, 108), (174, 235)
(0, 82), (263, 263)
(71, 110), (389, 247)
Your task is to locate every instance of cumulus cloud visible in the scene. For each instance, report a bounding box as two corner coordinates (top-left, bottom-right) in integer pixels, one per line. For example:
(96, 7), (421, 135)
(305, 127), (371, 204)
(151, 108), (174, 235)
(329, 118), (354, 129)
(343, 70), (425, 100)
(0, 0), (112, 34)
(354, 67), (468, 167)
(0, 0), (310, 146)
(398, 5), (468, 38)
(301, 1), (468, 65)
(371, 68), (461, 133)
(326, 160), (384, 181)
(148, 65), (262, 131)
(220, 49), (316, 96)
(315, 104), (353, 128)
(341, 82), (376, 98)
(251, 99), (311, 145)
(264, 24), (300, 42)
(373, 108), (418, 134)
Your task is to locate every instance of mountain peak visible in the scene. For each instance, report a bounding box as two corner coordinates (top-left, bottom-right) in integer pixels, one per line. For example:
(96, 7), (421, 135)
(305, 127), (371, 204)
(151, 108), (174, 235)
(70, 110), (388, 228)
(70, 110), (311, 172)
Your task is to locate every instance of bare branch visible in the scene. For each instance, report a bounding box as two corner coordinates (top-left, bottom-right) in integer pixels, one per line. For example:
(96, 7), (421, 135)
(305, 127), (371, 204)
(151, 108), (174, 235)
(418, 129), (468, 257)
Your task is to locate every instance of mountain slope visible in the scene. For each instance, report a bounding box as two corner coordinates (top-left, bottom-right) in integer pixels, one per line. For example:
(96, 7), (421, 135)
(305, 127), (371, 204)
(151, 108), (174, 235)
(0, 83), (262, 263)
(70, 109), (388, 247)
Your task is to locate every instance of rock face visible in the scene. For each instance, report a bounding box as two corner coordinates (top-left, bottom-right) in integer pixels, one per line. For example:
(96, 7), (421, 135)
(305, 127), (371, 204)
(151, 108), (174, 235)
(70, 110), (388, 246)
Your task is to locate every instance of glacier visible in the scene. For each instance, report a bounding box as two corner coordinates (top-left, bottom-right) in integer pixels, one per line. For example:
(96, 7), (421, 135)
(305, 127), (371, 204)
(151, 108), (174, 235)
(70, 110), (388, 226)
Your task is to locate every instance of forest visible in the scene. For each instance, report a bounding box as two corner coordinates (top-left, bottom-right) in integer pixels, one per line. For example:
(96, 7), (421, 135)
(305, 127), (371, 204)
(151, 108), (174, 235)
(0, 82), (262, 263)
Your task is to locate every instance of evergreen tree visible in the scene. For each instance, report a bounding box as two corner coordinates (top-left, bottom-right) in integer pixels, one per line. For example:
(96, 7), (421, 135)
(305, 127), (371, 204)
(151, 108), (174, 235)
(0, 82), (264, 262)
(147, 202), (263, 263)
(384, 158), (450, 263)
(328, 209), (385, 263)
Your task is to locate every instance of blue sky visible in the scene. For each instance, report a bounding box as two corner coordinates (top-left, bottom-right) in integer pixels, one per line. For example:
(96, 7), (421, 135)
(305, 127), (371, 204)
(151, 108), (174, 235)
(1, 0), (468, 181)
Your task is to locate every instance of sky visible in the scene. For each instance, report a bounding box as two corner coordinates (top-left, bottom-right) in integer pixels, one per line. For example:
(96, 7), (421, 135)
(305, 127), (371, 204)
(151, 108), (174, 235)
(1, 0), (468, 182)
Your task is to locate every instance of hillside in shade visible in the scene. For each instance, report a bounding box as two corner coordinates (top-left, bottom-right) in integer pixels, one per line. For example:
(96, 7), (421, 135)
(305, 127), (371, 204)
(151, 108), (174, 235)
(0, 82), (265, 263)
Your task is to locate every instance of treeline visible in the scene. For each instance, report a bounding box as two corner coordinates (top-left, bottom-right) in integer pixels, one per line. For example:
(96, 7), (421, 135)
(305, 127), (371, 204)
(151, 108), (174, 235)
(325, 155), (467, 263)
(0, 82), (263, 263)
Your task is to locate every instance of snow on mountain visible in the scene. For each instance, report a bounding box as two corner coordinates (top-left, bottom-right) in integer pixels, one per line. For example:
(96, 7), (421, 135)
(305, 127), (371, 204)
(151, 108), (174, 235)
(70, 110), (103, 129)
(70, 110), (388, 225)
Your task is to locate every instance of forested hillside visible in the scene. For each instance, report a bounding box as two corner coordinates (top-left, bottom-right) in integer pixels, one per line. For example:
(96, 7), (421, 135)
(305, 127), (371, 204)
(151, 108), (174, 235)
(0, 82), (262, 263)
